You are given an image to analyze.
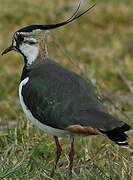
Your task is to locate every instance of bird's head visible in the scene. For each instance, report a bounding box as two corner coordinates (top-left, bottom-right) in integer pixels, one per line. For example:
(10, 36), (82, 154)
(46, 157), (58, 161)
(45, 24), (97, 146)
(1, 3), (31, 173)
(1, 3), (95, 66)
(1, 27), (49, 66)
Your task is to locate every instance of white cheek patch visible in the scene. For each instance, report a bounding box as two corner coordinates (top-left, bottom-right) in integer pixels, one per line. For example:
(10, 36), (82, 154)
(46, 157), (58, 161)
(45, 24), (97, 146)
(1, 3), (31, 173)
(19, 43), (39, 66)
(24, 38), (37, 43)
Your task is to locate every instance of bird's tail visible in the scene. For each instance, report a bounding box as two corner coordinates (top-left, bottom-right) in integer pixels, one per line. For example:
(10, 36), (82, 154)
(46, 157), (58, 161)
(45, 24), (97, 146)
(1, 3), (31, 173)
(100, 124), (131, 146)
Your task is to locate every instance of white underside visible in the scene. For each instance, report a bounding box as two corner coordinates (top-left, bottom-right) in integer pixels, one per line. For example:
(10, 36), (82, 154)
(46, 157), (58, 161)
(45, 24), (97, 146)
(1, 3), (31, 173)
(19, 77), (71, 137)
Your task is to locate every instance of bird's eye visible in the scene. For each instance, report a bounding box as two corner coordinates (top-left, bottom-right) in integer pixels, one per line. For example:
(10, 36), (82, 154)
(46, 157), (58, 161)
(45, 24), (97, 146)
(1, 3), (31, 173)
(17, 35), (24, 42)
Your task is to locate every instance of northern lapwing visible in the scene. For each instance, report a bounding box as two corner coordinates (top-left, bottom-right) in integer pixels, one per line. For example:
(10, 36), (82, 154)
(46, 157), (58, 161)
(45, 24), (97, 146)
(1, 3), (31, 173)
(2, 3), (131, 179)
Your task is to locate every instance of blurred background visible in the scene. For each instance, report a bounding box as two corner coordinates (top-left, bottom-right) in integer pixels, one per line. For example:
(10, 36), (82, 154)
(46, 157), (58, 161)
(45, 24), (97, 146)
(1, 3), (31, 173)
(0, 0), (133, 179)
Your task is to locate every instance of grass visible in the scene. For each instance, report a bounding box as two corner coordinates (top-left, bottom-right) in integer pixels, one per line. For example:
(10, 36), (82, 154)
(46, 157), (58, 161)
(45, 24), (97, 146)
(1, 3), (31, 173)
(0, 0), (133, 179)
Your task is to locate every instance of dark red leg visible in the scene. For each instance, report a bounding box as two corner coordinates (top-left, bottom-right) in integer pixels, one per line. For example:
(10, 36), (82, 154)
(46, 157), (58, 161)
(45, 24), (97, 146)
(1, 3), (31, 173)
(50, 136), (62, 178)
(69, 137), (75, 179)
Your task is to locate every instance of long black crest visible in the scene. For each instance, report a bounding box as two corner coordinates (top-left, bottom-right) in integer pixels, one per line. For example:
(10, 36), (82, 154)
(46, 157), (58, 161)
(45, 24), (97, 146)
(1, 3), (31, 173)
(18, 2), (96, 32)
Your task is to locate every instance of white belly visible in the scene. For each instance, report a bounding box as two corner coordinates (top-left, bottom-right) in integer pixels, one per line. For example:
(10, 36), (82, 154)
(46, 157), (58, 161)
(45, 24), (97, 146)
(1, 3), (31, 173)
(19, 77), (70, 137)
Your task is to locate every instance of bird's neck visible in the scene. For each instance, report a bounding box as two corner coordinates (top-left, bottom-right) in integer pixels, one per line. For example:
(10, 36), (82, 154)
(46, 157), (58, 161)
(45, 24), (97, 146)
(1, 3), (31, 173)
(20, 65), (30, 81)
(37, 38), (48, 60)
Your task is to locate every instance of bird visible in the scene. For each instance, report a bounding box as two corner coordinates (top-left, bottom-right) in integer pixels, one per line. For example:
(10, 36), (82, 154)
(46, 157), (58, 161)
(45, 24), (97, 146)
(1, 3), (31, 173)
(1, 3), (131, 179)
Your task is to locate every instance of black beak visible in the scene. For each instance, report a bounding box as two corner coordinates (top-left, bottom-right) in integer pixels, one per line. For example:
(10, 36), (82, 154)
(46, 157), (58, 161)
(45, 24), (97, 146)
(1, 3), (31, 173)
(1, 45), (16, 56)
